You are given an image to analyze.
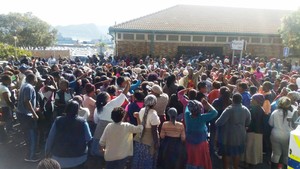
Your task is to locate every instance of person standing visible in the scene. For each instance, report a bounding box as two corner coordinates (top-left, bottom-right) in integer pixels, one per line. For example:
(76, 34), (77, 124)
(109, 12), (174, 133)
(132, 95), (160, 169)
(150, 85), (169, 133)
(185, 99), (217, 169)
(16, 73), (39, 162)
(100, 107), (143, 169)
(269, 97), (295, 169)
(0, 75), (15, 143)
(45, 101), (92, 169)
(215, 93), (251, 169)
(158, 108), (186, 169)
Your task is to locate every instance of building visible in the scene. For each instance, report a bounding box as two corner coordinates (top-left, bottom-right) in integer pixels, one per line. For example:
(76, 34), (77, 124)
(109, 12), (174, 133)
(109, 5), (291, 58)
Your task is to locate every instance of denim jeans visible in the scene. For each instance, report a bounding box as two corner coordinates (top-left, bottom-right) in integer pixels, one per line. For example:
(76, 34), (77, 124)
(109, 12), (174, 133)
(17, 113), (37, 159)
(1, 107), (13, 131)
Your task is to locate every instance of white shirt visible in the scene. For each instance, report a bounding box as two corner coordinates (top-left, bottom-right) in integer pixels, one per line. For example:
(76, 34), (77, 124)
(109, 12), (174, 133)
(94, 93), (126, 122)
(100, 122), (143, 161)
(138, 108), (160, 128)
(0, 84), (10, 107)
(78, 107), (90, 121)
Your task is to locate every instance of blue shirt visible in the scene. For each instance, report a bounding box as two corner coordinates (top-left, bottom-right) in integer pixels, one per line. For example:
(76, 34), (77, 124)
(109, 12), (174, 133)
(17, 82), (36, 116)
(185, 107), (217, 144)
(241, 91), (251, 109)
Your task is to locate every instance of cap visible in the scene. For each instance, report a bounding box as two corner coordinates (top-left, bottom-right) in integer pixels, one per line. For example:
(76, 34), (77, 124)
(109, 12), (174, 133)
(19, 64), (30, 71)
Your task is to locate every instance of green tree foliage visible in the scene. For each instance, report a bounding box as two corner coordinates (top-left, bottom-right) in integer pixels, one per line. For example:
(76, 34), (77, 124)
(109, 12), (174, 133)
(0, 43), (31, 59)
(279, 8), (300, 50)
(0, 12), (57, 50)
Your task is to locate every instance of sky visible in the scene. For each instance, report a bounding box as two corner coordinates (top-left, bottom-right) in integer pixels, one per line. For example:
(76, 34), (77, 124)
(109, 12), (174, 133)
(1, 0), (299, 26)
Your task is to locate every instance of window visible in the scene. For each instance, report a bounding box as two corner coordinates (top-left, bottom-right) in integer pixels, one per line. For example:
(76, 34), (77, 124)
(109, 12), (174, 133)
(168, 35), (179, 41)
(273, 38), (282, 44)
(117, 33), (121, 39)
(240, 37), (250, 42)
(193, 36), (203, 42)
(251, 37), (261, 43)
(216, 37), (227, 42)
(205, 36), (215, 42)
(262, 37), (272, 43)
(181, 35), (191, 41)
(136, 34), (145, 40)
(228, 37), (238, 42)
(156, 35), (167, 41)
(123, 34), (134, 40)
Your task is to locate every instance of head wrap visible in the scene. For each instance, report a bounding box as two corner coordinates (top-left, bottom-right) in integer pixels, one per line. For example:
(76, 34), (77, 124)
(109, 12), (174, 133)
(144, 94), (157, 107)
(278, 96), (292, 109)
(151, 85), (163, 95)
(167, 108), (177, 125)
(187, 100), (204, 115)
(288, 91), (300, 102)
(140, 94), (157, 140)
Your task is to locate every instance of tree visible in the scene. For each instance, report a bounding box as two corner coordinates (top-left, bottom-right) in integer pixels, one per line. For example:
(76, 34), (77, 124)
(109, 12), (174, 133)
(0, 43), (31, 59)
(279, 8), (300, 51)
(0, 12), (57, 50)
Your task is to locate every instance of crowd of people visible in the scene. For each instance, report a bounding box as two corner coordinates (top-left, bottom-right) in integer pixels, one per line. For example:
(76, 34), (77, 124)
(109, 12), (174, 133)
(0, 53), (300, 169)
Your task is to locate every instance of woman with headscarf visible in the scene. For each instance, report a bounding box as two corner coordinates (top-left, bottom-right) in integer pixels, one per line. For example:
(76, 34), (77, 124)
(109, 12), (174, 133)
(269, 97), (296, 169)
(158, 108), (186, 169)
(132, 95), (160, 169)
(45, 101), (92, 169)
(243, 94), (265, 166)
(185, 99), (217, 169)
(215, 93), (251, 169)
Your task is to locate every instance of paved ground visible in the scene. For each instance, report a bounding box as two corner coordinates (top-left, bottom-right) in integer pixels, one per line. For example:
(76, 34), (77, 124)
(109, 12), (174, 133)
(0, 124), (271, 169)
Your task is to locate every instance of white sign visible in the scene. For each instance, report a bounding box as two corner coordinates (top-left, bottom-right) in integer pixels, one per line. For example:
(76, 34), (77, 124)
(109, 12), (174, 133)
(231, 40), (244, 51)
(283, 47), (289, 57)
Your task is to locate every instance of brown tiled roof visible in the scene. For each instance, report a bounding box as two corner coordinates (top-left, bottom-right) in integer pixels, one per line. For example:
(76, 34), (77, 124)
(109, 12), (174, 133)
(110, 5), (291, 35)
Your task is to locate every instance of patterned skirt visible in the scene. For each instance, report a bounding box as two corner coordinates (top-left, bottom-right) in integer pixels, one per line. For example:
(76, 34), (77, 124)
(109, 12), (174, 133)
(132, 141), (157, 169)
(186, 141), (212, 169)
(158, 136), (187, 169)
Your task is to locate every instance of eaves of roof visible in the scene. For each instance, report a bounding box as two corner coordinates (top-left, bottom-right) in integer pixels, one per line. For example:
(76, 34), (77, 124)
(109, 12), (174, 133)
(109, 27), (279, 37)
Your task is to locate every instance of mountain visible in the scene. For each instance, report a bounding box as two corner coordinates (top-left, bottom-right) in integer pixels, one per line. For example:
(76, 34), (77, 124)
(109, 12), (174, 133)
(55, 23), (109, 41)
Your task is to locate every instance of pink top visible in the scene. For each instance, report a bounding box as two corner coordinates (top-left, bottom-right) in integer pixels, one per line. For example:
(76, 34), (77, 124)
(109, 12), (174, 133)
(82, 94), (96, 122)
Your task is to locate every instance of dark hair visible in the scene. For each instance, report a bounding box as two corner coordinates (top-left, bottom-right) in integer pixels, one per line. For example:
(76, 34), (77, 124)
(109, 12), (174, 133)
(64, 101), (79, 118)
(177, 85), (185, 92)
(96, 92), (109, 114)
(1, 74), (11, 82)
(238, 82), (248, 91)
(85, 83), (95, 94)
(166, 74), (176, 88)
(250, 86), (258, 95)
(188, 89), (197, 100)
(197, 81), (207, 90)
(106, 85), (117, 96)
(37, 158), (61, 169)
(26, 73), (36, 83)
(263, 81), (273, 92)
(111, 107), (125, 123)
(212, 81), (221, 89)
(233, 93), (242, 104)
(116, 76), (125, 86)
(219, 86), (231, 109)
(134, 90), (145, 101)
